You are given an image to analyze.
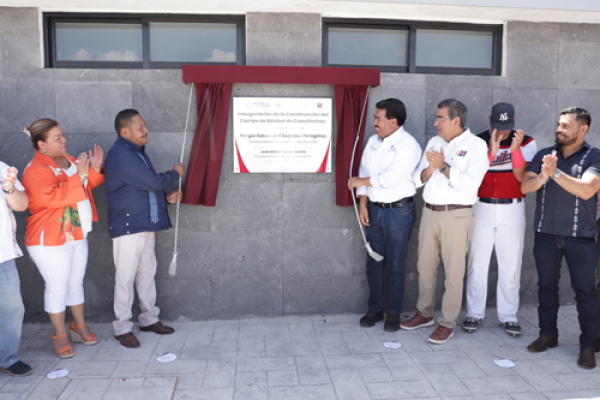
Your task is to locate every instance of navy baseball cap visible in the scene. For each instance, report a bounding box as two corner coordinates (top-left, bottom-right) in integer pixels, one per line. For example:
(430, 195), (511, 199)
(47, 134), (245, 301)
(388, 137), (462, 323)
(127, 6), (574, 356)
(490, 102), (515, 131)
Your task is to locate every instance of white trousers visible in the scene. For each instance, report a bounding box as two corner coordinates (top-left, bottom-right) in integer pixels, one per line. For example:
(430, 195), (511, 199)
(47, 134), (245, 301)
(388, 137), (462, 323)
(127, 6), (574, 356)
(112, 231), (160, 335)
(466, 200), (525, 323)
(26, 238), (89, 313)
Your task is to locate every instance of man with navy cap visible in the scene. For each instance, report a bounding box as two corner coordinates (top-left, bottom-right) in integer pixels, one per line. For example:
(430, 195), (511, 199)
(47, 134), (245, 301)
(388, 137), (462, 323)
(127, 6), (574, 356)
(462, 102), (536, 336)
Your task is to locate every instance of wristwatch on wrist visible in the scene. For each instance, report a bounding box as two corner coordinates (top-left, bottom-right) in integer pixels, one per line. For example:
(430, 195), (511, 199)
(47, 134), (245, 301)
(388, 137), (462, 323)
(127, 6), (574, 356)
(2, 185), (14, 194)
(439, 163), (449, 174)
(551, 169), (562, 180)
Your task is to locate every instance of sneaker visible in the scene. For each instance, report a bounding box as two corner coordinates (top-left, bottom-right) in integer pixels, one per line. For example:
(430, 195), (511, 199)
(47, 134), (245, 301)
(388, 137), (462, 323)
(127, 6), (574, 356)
(400, 311), (435, 330)
(0, 361), (33, 377)
(384, 314), (401, 332)
(359, 310), (384, 328)
(461, 317), (481, 333)
(504, 322), (522, 336)
(428, 325), (454, 344)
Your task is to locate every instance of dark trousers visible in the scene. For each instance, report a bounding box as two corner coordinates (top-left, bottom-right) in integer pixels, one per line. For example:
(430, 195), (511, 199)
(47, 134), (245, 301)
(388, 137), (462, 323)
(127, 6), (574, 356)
(365, 201), (415, 316)
(533, 232), (600, 349)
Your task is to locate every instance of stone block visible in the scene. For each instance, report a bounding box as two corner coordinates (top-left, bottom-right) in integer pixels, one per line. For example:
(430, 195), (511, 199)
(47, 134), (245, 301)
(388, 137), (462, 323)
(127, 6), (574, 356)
(21, 280), (46, 322)
(210, 230), (283, 277)
(55, 82), (132, 133)
(379, 73), (426, 86)
(558, 42), (600, 90)
(211, 276), (283, 318)
(54, 69), (132, 82)
(283, 275), (368, 315)
(166, 203), (211, 234)
(246, 32), (284, 66)
(462, 376), (537, 395)
(234, 371), (268, 399)
(133, 82), (195, 133)
(282, 13), (320, 34)
(560, 22), (600, 42)
(425, 85), (493, 137)
(366, 380), (438, 399)
(0, 7), (39, 30)
(296, 355), (330, 384)
(210, 181), (283, 232)
(155, 231), (212, 278)
(0, 82), (55, 133)
(506, 41), (559, 89)
(558, 90), (600, 129)
(268, 385), (338, 400)
(132, 69), (183, 82)
(283, 32), (321, 67)
(283, 230), (353, 276)
(0, 29), (54, 81)
(246, 13), (283, 33)
(86, 279), (115, 322)
(178, 279), (211, 320)
(85, 233), (115, 281)
(329, 368), (371, 400)
(492, 88), (557, 140)
(369, 84), (427, 147)
(282, 182), (354, 230)
(507, 21), (560, 42)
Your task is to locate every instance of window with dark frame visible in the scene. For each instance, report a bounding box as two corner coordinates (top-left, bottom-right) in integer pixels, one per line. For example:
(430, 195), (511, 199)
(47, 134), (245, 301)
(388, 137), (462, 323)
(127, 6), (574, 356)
(44, 13), (246, 69)
(323, 19), (502, 75)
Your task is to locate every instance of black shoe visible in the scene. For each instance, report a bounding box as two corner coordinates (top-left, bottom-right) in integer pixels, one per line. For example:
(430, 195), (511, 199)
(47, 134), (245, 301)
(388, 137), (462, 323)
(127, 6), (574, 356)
(359, 310), (384, 328)
(504, 322), (522, 336)
(384, 314), (401, 332)
(0, 361), (33, 377)
(461, 317), (480, 333)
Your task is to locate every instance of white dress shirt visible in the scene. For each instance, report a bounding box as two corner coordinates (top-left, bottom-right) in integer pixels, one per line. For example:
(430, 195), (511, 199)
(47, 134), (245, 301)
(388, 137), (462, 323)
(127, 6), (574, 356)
(356, 126), (422, 203)
(414, 128), (488, 205)
(0, 161), (24, 263)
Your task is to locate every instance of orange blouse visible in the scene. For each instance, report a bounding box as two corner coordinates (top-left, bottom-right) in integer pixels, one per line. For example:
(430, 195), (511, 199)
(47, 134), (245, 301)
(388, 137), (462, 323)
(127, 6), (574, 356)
(23, 152), (104, 246)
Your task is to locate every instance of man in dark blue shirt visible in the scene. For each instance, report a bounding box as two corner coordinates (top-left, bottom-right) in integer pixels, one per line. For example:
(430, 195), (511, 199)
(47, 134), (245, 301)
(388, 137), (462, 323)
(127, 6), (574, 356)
(522, 107), (600, 370)
(105, 109), (184, 348)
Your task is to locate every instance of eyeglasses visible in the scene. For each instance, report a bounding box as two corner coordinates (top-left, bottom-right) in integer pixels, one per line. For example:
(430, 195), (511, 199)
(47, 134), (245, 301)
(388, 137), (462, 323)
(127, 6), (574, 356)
(435, 117), (454, 123)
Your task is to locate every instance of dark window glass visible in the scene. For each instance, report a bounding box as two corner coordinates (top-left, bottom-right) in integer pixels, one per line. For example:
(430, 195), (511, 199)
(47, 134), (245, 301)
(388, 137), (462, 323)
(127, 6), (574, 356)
(416, 29), (493, 68)
(149, 22), (238, 62)
(55, 22), (142, 62)
(328, 27), (408, 67)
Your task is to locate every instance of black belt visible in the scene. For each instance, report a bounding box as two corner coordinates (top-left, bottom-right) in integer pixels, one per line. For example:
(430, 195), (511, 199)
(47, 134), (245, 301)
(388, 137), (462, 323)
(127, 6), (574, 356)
(479, 198), (522, 204)
(370, 197), (414, 209)
(425, 203), (472, 211)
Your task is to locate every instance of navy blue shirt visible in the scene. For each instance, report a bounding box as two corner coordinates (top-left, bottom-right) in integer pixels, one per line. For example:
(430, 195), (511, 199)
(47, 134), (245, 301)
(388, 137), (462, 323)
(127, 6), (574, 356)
(527, 141), (600, 238)
(104, 136), (180, 238)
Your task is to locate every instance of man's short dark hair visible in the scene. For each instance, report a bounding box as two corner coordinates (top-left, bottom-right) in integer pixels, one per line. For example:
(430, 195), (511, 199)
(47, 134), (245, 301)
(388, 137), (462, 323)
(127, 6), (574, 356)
(114, 109), (140, 136)
(375, 98), (407, 127)
(438, 99), (468, 129)
(560, 107), (591, 128)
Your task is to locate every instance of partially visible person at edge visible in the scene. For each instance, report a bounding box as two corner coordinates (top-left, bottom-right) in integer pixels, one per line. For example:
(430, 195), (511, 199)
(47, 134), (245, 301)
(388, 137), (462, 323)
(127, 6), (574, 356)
(105, 109), (184, 348)
(521, 107), (600, 370)
(22, 118), (104, 359)
(462, 102), (537, 337)
(347, 98), (421, 332)
(0, 162), (32, 376)
(400, 99), (488, 345)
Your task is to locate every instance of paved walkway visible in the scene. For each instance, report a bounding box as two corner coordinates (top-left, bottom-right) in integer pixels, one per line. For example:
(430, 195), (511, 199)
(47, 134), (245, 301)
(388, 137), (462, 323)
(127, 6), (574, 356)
(1, 305), (599, 400)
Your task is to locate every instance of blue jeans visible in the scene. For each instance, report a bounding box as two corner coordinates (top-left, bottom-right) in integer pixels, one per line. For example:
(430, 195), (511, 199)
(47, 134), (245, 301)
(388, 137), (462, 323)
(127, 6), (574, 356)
(533, 232), (600, 350)
(365, 201), (415, 315)
(0, 258), (25, 368)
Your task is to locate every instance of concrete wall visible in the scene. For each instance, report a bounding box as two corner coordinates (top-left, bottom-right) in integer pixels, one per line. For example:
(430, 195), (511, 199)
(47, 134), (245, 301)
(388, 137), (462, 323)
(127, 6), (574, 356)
(1, 7), (598, 322)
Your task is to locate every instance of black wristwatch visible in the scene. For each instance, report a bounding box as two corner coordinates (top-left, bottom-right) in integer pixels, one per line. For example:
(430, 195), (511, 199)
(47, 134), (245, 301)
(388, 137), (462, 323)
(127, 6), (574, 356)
(2, 186), (14, 195)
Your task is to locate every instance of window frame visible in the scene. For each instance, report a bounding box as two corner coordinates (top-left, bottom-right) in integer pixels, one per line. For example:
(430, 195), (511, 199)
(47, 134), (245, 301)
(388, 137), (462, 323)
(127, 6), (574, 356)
(44, 13), (246, 69)
(323, 19), (502, 76)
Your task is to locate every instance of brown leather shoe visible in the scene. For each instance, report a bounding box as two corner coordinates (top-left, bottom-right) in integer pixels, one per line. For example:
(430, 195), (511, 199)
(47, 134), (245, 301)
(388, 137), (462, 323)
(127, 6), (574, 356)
(428, 325), (454, 344)
(578, 348), (596, 370)
(115, 332), (140, 348)
(139, 321), (174, 335)
(527, 335), (558, 353)
(400, 311), (435, 330)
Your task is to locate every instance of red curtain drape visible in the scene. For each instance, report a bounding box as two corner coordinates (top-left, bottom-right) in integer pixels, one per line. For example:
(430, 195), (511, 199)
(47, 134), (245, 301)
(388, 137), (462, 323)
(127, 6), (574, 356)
(334, 84), (369, 206)
(182, 83), (232, 206)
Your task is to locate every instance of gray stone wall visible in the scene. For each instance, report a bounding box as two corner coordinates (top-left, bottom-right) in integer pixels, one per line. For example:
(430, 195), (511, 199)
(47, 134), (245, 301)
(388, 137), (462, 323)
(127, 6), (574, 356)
(1, 7), (597, 322)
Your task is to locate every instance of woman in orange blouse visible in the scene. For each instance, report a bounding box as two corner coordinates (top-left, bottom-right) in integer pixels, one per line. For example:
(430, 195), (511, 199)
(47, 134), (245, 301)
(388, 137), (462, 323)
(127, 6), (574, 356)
(22, 118), (104, 359)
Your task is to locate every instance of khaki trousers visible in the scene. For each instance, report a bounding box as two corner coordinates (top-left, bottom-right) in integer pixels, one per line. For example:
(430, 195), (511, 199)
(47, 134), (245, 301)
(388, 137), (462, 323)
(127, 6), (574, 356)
(416, 206), (474, 329)
(112, 231), (160, 335)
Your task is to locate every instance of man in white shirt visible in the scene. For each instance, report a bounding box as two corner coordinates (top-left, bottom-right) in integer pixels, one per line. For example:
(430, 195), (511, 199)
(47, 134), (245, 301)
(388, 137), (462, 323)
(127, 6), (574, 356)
(400, 99), (488, 344)
(0, 163), (32, 377)
(348, 98), (421, 332)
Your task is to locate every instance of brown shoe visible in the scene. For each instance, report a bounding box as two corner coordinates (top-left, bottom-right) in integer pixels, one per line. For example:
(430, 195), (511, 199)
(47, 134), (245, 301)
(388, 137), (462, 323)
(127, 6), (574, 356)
(139, 321), (174, 335)
(527, 335), (558, 353)
(578, 348), (596, 370)
(115, 332), (140, 348)
(428, 325), (454, 344)
(400, 311), (435, 330)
